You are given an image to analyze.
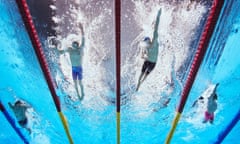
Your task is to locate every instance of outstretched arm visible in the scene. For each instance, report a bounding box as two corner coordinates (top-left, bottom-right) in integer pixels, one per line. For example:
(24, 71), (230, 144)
(191, 100), (198, 107)
(152, 8), (161, 41)
(53, 47), (65, 55)
(23, 104), (31, 109)
(213, 83), (219, 93)
(49, 38), (65, 54)
(79, 23), (85, 49)
(208, 83), (219, 100)
(191, 96), (204, 107)
(8, 102), (13, 109)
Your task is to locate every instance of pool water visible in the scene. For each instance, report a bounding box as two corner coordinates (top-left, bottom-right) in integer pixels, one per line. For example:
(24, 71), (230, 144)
(0, 0), (239, 144)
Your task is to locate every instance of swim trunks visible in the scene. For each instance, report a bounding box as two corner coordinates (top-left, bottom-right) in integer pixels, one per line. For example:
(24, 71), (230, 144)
(72, 66), (83, 80)
(18, 118), (28, 127)
(204, 111), (214, 121)
(142, 61), (156, 74)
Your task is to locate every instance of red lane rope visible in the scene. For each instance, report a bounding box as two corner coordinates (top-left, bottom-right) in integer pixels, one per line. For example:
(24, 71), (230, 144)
(115, 1), (121, 143)
(177, 0), (224, 113)
(115, 0), (121, 113)
(15, 0), (61, 112)
(0, 102), (4, 111)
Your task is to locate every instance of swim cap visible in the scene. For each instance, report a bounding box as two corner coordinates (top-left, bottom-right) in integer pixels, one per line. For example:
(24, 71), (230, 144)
(143, 37), (150, 42)
(15, 100), (23, 105)
(72, 41), (79, 45)
(72, 41), (79, 48)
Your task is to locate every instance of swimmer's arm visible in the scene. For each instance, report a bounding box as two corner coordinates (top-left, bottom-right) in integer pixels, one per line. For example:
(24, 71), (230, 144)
(141, 48), (148, 59)
(51, 46), (65, 55)
(48, 39), (65, 54)
(79, 23), (85, 50)
(191, 100), (197, 107)
(191, 96), (204, 107)
(79, 36), (85, 50)
(57, 48), (66, 54)
(22, 103), (31, 109)
(24, 105), (31, 109)
(142, 54), (148, 60)
(152, 8), (161, 42)
(63, 47), (73, 53)
(8, 102), (13, 109)
(213, 83), (219, 93)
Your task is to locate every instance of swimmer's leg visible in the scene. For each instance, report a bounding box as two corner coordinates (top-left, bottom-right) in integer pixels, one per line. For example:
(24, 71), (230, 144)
(136, 72), (144, 91)
(73, 80), (81, 101)
(79, 80), (84, 101)
(202, 111), (209, 123)
(209, 113), (214, 124)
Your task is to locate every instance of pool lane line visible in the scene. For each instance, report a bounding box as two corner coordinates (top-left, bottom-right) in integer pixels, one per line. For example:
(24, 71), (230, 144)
(115, 0), (121, 144)
(165, 0), (225, 143)
(15, 0), (74, 143)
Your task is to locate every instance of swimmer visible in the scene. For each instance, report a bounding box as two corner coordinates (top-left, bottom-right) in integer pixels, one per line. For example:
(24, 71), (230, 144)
(8, 100), (31, 133)
(136, 8), (162, 91)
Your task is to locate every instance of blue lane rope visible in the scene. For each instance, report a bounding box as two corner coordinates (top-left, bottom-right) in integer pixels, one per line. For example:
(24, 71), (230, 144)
(214, 109), (240, 144)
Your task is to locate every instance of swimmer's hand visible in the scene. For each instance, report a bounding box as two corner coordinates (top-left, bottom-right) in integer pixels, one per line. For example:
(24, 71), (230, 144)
(158, 8), (162, 16)
(8, 102), (13, 109)
(141, 54), (148, 60)
(48, 37), (61, 49)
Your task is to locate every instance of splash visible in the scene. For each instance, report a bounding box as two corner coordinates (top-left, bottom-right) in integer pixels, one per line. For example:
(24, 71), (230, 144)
(48, 0), (115, 110)
(121, 0), (208, 114)
(47, 0), (208, 112)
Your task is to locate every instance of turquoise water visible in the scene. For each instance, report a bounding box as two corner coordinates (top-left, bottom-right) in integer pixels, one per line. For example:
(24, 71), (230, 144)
(0, 0), (240, 144)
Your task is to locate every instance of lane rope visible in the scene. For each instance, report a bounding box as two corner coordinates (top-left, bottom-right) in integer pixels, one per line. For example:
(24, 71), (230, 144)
(15, 0), (74, 143)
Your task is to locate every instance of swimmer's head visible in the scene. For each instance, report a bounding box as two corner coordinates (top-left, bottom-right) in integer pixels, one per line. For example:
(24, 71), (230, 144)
(139, 37), (151, 48)
(14, 100), (23, 106)
(72, 41), (79, 48)
(213, 94), (218, 100)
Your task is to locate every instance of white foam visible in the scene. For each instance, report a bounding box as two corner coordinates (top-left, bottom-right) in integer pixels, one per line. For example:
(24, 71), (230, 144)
(49, 1), (207, 113)
(122, 1), (207, 115)
(30, 134), (50, 144)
